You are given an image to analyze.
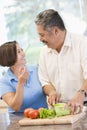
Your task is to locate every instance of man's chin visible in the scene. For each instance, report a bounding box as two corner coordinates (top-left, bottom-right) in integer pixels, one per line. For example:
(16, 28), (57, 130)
(48, 45), (55, 49)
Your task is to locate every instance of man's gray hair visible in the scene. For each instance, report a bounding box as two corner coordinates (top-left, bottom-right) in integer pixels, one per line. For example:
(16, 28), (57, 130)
(35, 9), (66, 30)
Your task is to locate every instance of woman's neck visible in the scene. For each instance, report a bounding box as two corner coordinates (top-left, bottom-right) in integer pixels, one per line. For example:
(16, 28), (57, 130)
(10, 65), (24, 78)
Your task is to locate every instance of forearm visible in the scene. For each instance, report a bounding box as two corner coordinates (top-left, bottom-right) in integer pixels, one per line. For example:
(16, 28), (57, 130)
(3, 81), (25, 112)
(11, 82), (24, 111)
(43, 84), (59, 105)
(67, 79), (87, 114)
(2, 66), (29, 112)
(11, 67), (28, 111)
(77, 79), (87, 98)
(43, 84), (56, 96)
(70, 80), (87, 103)
(80, 79), (87, 91)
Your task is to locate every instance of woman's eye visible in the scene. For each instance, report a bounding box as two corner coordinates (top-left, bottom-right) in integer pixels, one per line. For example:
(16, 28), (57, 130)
(18, 51), (20, 53)
(17, 48), (23, 53)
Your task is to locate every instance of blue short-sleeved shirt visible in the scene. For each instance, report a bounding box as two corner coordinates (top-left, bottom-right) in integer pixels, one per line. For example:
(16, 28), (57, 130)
(0, 65), (48, 112)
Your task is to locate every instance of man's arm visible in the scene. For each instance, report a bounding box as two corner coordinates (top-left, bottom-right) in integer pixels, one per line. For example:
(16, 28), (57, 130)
(67, 79), (87, 114)
(43, 84), (60, 106)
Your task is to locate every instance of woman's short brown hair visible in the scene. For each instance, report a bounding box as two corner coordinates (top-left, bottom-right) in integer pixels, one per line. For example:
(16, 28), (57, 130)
(0, 41), (17, 67)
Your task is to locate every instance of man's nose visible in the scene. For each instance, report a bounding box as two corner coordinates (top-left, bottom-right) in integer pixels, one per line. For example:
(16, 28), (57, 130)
(40, 36), (44, 42)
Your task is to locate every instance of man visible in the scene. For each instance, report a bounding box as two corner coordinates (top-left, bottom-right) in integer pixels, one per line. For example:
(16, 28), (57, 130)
(35, 9), (87, 114)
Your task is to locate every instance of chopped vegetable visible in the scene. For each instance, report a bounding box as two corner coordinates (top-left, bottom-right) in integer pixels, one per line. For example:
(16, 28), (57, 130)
(54, 103), (71, 117)
(24, 103), (71, 119)
(39, 108), (56, 119)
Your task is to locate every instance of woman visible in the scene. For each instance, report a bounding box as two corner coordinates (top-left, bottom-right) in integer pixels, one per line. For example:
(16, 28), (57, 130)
(0, 41), (48, 113)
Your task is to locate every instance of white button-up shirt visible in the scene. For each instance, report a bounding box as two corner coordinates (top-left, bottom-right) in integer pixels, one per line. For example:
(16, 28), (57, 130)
(38, 31), (87, 102)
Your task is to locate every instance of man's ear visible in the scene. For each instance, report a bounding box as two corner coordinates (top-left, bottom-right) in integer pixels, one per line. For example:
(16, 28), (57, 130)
(53, 26), (59, 35)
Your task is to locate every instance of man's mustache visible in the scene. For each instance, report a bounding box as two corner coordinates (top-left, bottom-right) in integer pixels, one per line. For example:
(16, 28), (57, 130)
(42, 40), (48, 44)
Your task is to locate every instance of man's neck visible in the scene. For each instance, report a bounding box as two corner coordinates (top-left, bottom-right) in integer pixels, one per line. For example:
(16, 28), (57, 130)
(56, 30), (66, 53)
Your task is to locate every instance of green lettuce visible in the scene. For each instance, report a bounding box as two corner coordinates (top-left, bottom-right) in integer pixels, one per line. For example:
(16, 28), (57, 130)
(54, 103), (71, 117)
(39, 103), (71, 119)
(39, 108), (56, 119)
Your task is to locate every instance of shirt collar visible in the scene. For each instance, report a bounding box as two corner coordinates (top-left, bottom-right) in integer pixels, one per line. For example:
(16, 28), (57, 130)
(8, 65), (34, 82)
(47, 31), (72, 53)
(64, 31), (72, 47)
(8, 68), (17, 82)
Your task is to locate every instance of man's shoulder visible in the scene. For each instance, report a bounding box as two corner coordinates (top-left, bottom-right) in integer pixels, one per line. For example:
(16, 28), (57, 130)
(67, 31), (87, 47)
(69, 31), (87, 41)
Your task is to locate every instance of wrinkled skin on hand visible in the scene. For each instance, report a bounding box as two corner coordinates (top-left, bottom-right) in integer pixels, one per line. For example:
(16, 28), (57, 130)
(48, 91), (60, 106)
(67, 92), (85, 114)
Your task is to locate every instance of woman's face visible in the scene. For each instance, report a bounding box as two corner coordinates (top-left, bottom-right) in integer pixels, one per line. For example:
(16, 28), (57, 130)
(14, 44), (26, 66)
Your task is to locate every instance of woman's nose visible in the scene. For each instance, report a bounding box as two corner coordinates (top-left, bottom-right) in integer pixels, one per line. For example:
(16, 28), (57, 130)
(22, 51), (25, 56)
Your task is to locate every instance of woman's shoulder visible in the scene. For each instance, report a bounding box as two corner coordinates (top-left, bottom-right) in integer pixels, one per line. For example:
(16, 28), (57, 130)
(0, 67), (15, 83)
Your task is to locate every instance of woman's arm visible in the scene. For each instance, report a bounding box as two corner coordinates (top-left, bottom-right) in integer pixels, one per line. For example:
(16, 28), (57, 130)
(2, 67), (29, 111)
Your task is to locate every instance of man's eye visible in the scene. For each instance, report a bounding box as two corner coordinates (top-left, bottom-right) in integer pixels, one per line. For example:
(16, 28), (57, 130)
(39, 34), (44, 37)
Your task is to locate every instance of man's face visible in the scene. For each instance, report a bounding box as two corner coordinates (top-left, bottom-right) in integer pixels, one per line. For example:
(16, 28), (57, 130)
(36, 25), (59, 49)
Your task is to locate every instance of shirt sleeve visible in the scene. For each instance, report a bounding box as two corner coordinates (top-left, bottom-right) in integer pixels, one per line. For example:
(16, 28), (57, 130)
(80, 37), (87, 79)
(38, 47), (51, 87)
(0, 78), (15, 98)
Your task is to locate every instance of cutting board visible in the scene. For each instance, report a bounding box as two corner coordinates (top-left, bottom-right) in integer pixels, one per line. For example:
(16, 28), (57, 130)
(19, 112), (86, 126)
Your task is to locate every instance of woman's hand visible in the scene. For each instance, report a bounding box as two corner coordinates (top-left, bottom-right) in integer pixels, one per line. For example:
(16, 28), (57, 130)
(3, 66), (29, 111)
(18, 66), (29, 85)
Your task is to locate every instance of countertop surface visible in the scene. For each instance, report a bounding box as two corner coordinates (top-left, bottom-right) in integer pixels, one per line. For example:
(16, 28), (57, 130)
(0, 112), (87, 130)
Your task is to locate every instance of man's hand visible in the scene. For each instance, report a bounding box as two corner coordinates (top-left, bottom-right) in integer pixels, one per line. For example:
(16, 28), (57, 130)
(48, 91), (60, 106)
(67, 92), (85, 114)
(43, 85), (60, 106)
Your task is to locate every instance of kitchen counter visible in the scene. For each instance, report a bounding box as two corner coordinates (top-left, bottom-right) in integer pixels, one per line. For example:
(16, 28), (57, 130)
(0, 112), (87, 130)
